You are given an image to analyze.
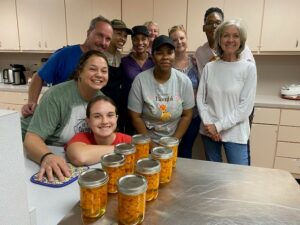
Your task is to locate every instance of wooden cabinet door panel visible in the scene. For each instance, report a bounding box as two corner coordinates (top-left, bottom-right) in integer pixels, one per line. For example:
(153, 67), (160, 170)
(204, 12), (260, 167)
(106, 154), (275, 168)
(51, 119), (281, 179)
(280, 109), (300, 126)
(252, 107), (280, 125)
(250, 124), (278, 168)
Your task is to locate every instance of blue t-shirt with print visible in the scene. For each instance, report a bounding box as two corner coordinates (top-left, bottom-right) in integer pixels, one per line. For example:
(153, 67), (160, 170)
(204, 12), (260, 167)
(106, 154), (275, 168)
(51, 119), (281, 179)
(38, 45), (83, 85)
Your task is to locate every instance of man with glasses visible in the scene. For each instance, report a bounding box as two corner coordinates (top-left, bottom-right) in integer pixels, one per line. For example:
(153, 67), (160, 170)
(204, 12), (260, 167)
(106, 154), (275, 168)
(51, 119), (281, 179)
(195, 7), (255, 77)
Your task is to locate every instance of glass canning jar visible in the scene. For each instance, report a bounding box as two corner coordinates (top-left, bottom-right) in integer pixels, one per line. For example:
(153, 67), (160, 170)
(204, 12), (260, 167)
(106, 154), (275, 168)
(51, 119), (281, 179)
(114, 143), (136, 174)
(159, 136), (179, 168)
(132, 134), (151, 162)
(151, 146), (173, 184)
(136, 158), (161, 201)
(101, 153), (125, 193)
(78, 168), (109, 219)
(117, 174), (148, 225)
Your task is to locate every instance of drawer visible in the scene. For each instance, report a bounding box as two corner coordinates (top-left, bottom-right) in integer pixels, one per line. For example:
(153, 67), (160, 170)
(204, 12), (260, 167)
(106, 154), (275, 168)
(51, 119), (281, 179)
(0, 91), (28, 104)
(274, 157), (300, 174)
(277, 142), (300, 158)
(278, 126), (300, 142)
(252, 107), (280, 125)
(280, 109), (300, 126)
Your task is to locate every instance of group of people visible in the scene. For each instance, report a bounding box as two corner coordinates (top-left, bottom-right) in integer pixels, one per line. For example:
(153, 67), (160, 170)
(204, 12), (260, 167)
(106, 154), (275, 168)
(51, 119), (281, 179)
(21, 7), (257, 182)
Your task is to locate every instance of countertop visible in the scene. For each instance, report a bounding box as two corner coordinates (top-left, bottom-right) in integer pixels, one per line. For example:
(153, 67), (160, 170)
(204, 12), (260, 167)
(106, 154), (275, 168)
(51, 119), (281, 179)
(26, 147), (300, 225)
(0, 83), (49, 93)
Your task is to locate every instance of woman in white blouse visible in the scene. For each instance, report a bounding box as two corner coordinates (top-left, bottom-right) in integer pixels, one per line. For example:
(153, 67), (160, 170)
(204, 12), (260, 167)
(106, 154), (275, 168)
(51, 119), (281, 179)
(196, 19), (257, 165)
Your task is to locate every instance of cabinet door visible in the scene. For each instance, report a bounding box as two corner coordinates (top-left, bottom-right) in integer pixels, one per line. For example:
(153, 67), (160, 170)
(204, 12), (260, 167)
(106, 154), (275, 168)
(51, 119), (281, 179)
(91, 0), (121, 20)
(260, 0), (300, 51)
(250, 124), (278, 168)
(17, 0), (66, 51)
(187, 0), (225, 52)
(153, 0), (187, 36)
(122, 0), (153, 52)
(65, 0), (121, 46)
(0, 0), (19, 50)
(42, 0), (67, 50)
(223, 0), (263, 52)
(17, 0), (42, 50)
(65, 0), (92, 45)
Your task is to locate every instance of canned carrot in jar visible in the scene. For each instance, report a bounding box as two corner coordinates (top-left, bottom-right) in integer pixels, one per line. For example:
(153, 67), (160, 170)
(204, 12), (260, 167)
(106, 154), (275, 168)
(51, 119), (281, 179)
(117, 174), (147, 225)
(132, 134), (151, 161)
(78, 168), (108, 219)
(101, 153), (125, 194)
(151, 146), (173, 184)
(159, 137), (179, 168)
(136, 158), (161, 201)
(114, 143), (136, 175)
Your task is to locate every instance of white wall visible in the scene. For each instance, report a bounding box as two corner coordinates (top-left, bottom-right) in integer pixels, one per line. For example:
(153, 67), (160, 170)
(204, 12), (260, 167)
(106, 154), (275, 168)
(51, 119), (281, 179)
(0, 110), (30, 225)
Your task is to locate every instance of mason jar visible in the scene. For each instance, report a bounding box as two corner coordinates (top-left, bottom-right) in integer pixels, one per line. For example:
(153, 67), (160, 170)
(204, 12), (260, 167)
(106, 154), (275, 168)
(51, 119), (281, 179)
(136, 158), (161, 201)
(159, 136), (179, 168)
(151, 146), (173, 184)
(101, 153), (125, 193)
(132, 134), (151, 161)
(117, 174), (148, 225)
(78, 168), (109, 219)
(114, 143), (136, 174)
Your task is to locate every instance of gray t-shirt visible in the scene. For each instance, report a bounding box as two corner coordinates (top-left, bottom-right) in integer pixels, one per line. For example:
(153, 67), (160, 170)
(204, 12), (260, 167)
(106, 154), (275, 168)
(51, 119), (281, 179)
(128, 68), (195, 143)
(21, 80), (103, 146)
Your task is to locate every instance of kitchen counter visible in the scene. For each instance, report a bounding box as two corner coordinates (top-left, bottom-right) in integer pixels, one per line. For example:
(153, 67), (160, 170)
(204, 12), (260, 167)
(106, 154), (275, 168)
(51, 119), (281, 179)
(0, 83), (49, 93)
(255, 94), (300, 109)
(26, 147), (300, 225)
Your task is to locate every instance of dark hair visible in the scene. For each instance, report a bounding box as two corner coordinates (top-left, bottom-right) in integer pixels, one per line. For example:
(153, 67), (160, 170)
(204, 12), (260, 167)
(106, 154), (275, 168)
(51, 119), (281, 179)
(71, 50), (108, 81)
(88, 15), (112, 33)
(204, 7), (224, 23)
(86, 95), (118, 118)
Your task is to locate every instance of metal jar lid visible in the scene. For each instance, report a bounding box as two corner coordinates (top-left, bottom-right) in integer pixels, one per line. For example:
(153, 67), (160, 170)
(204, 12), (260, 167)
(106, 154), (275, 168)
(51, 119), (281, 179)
(101, 153), (125, 167)
(159, 136), (179, 147)
(151, 146), (173, 159)
(117, 174), (148, 196)
(114, 143), (136, 155)
(78, 168), (108, 188)
(136, 158), (161, 175)
(132, 134), (151, 144)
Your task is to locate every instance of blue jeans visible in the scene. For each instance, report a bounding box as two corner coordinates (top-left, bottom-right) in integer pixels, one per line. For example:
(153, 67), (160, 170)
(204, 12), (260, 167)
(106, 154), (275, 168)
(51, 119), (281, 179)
(178, 115), (201, 159)
(201, 135), (249, 165)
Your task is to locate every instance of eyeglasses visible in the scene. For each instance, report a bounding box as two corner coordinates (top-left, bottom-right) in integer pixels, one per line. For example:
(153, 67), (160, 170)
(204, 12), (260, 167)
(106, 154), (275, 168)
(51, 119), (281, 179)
(203, 21), (222, 29)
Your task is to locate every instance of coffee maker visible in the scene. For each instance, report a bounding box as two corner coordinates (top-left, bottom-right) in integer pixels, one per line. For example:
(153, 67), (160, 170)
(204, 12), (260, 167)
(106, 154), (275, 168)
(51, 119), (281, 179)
(3, 64), (26, 85)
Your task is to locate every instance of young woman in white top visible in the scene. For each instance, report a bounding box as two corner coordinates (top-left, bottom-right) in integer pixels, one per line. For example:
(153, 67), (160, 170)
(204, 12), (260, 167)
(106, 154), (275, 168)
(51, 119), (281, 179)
(196, 20), (257, 165)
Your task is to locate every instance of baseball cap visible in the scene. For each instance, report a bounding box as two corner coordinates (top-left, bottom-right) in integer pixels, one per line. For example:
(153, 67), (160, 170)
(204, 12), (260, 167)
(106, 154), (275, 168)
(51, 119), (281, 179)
(151, 35), (175, 54)
(111, 19), (132, 35)
(131, 26), (149, 37)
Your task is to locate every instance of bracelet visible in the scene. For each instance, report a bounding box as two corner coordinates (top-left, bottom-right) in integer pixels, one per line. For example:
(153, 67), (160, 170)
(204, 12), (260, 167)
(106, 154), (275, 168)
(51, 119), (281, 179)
(40, 152), (54, 165)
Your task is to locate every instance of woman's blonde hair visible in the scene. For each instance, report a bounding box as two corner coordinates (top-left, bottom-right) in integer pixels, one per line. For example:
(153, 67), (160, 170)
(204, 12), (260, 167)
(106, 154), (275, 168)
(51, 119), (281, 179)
(214, 19), (247, 57)
(168, 25), (186, 37)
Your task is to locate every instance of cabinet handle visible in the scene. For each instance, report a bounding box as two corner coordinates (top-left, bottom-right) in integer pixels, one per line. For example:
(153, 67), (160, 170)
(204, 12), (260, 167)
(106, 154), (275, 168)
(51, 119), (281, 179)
(0, 41), (2, 47)
(44, 41), (47, 48)
(296, 40), (299, 48)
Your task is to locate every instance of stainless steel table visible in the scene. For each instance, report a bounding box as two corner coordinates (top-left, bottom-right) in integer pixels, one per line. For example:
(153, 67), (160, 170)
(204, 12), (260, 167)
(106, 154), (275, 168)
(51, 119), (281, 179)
(59, 158), (300, 225)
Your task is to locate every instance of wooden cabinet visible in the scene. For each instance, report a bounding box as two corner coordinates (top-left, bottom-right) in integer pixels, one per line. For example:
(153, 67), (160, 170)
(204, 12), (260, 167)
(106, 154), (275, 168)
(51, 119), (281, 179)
(121, 0), (154, 52)
(0, 0), (19, 51)
(251, 107), (300, 178)
(17, 0), (67, 51)
(223, 0), (263, 52)
(187, 0), (225, 52)
(250, 107), (280, 168)
(0, 91), (28, 114)
(260, 0), (300, 51)
(65, 0), (121, 45)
